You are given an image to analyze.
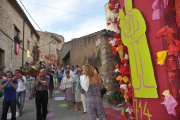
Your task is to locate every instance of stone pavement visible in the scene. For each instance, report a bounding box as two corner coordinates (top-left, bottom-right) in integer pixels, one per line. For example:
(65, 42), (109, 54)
(0, 82), (123, 120)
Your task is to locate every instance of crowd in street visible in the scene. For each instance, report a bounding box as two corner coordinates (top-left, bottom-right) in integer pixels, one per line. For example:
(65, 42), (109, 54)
(0, 64), (107, 120)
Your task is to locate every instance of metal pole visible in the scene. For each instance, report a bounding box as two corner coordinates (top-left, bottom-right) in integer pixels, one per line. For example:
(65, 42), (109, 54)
(22, 20), (25, 66)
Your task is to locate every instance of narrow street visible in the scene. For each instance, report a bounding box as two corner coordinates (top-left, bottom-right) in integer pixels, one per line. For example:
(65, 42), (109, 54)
(0, 87), (88, 120)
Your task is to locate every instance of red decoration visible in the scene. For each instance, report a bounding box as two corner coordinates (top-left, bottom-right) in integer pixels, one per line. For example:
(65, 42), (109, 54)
(119, 80), (124, 85)
(166, 55), (178, 72)
(115, 39), (122, 45)
(168, 43), (180, 56)
(123, 46), (128, 55)
(172, 86), (177, 99)
(115, 64), (120, 70)
(156, 27), (175, 44)
(175, 100), (180, 116)
(175, 0), (180, 28)
(15, 42), (20, 55)
(126, 101), (129, 107)
(121, 58), (128, 63)
(168, 72), (176, 82)
(120, 88), (125, 93)
(119, 65), (126, 73)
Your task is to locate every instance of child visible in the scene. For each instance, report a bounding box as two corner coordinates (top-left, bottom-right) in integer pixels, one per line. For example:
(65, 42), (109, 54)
(53, 67), (58, 89)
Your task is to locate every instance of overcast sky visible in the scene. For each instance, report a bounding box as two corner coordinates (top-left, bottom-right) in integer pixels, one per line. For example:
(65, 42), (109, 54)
(17, 0), (108, 42)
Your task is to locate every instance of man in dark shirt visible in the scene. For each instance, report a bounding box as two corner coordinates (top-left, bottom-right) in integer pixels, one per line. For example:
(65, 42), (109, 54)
(34, 69), (50, 120)
(1, 71), (18, 120)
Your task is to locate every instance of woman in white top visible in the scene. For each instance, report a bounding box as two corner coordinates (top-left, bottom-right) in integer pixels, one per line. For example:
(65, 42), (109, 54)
(61, 70), (74, 108)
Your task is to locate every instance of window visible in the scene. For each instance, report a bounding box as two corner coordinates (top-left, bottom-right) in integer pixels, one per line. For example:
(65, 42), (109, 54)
(27, 40), (30, 50)
(0, 49), (4, 65)
(14, 26), (19, 38)
(31, 31), (33, 39)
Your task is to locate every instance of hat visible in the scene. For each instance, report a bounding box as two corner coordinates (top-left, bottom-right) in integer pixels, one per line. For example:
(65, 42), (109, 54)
(75, 68), (82, 74)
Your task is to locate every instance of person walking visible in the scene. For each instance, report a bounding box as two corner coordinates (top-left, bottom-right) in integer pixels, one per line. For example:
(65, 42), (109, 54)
(44, 69), (51, 114)
(34, 69), (50, 120)
(48, 70), (54, 98)
(60, 70), (74, 109)
(63, 65), (71, 77)
(1, 71), (18, 120)
(72, 68), (83, 112)
(15, 69), (27, 116)
(70, 65), (76, 79)
(53, 67), (58, 89)
(81, 65), (106, 120)
(78, 83), (86, 114)
(27, 75), (36, 100)
(58, 65), (63, 86)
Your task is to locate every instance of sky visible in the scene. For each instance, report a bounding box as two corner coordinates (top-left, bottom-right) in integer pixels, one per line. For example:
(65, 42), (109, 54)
(17, 0), (108, 42)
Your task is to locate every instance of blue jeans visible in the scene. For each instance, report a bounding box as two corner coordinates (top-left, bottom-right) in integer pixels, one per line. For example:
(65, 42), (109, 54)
(58, 77), (62, 85)
(16, 90), (26, 113)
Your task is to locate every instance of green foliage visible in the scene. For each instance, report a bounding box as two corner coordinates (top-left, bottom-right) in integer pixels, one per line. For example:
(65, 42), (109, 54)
(0, 65), (6, 71)
(109, 90), (123, 101)
(38, 65), (44, 71)
(14, 36), (22, 44)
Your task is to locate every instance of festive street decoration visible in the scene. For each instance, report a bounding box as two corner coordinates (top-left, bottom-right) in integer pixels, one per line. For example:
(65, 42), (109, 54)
(119, 0), (158, 98)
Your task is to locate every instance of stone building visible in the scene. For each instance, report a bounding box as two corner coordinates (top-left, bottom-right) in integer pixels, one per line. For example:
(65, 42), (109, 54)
(38, 31), (64, 63)
(59, 29), (120, 97)
(0, 0), (39, 75)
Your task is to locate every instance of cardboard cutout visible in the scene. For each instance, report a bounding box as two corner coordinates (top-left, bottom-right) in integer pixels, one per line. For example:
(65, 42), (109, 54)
(119, 0), (158, 98)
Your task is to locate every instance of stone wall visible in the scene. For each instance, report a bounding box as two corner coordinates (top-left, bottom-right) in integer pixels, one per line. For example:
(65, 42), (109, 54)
(59, 30), (120, 98)
(0, 0), (39, 73)
(38, 31), (64, 59)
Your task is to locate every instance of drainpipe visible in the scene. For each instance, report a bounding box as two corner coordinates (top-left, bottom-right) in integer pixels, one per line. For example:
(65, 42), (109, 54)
(22, 20), (25, 66)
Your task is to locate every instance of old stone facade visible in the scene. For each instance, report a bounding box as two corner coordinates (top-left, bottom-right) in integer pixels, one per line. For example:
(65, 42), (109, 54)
(38, 31), (64, 61)
(59, 29), (120, 98)
(0, 0), (39, 74)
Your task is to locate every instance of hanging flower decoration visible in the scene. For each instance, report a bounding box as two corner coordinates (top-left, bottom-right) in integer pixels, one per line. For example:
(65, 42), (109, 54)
(107, 0), (133, 119)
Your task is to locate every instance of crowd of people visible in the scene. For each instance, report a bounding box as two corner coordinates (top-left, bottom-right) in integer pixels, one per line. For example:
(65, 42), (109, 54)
(0, 64), (107, 120)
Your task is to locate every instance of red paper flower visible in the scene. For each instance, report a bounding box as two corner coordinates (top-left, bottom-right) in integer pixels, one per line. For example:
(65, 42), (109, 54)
(126, 102), (129, 107)
(120, 88), (125, 93)
(115, 8), (119, 13)
(121, 58), (128, 63)
(130, 113), (134, 117)
(119, 80), (124, 85)
(124, 115), (128, 120)
(119, 65), (126, 73)
(156, 27), (175, 44)
(168, 72), (176, 82)
(175, 40), (180, 49)
(166, 55), (178, 71)
(115, 64), (120, 69)
(123, 46), (128, 55)
(107, 22), (111, 26)
(113, 33), (121, 39)
(126, 89), (132, 99)
(168, 43), (180, 56)
(112, 47), (117, 56)
(117, 19), (120, 29)
(115, 39), (122, 45)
